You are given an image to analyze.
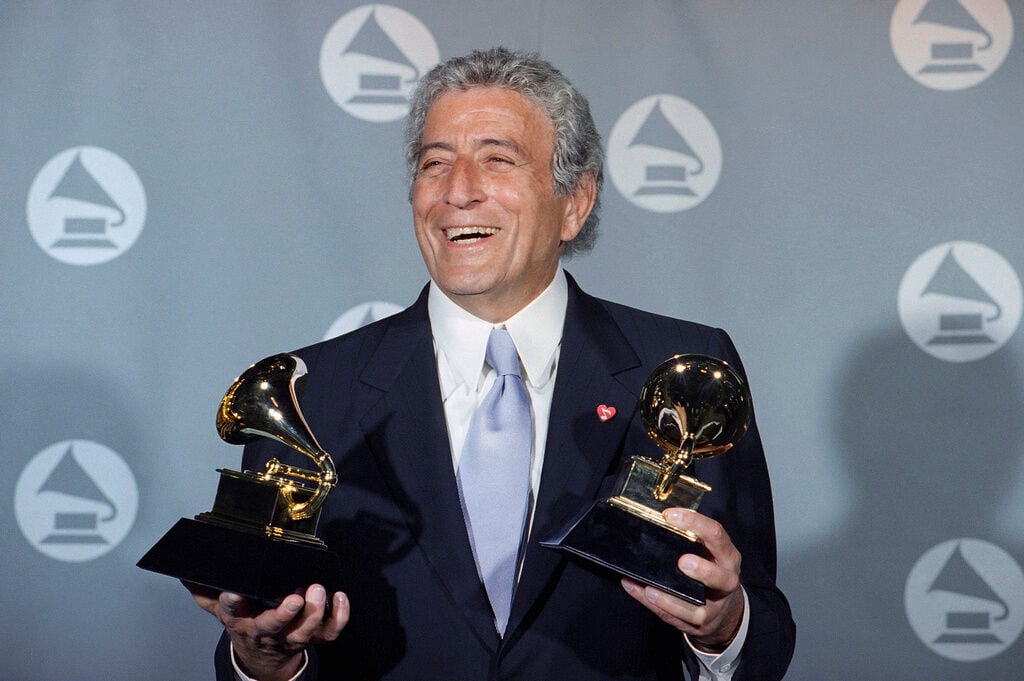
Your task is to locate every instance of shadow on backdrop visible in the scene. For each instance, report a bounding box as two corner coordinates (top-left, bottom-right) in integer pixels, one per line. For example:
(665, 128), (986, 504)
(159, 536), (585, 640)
(780, 329), (1024, 680)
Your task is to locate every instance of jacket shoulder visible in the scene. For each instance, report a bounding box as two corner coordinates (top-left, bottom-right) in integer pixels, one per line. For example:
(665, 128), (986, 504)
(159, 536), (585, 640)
(585, 293), (740, 368)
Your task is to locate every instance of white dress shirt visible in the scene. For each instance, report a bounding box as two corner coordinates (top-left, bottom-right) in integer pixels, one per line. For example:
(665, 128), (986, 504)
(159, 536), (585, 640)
(428, 273), (566, 507)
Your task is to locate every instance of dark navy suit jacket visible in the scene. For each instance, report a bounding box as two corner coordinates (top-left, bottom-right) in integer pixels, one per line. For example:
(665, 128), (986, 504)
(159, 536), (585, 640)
(215, 273), (794, 680)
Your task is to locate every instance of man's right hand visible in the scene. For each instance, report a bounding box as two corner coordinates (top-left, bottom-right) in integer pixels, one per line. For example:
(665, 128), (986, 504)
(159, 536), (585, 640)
(187, 582), (349, 681)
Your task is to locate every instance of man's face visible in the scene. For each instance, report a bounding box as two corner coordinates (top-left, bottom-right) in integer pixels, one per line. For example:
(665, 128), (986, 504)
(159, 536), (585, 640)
(411, 87), (594, 322)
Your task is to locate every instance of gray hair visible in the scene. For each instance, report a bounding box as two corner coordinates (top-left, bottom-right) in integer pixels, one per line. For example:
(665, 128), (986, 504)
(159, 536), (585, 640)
(404, 47), (603, 257)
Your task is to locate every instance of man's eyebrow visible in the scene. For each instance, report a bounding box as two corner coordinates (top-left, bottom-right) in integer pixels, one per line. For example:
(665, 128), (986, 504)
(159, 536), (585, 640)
(417, 141), (455, 159)
(477, 138), (524, 156)
(417, 138), (525, 159)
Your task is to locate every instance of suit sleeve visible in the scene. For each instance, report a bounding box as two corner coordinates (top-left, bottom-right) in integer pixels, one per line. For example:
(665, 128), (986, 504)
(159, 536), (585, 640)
(702, 329), (796, 681)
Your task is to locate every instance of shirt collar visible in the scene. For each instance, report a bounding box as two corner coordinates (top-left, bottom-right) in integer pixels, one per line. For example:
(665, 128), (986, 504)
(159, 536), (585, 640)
(428, 270), (568, 392)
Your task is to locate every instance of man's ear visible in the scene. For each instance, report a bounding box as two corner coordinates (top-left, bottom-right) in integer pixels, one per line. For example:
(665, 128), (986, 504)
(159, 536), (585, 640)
(560, 172), (597, 243)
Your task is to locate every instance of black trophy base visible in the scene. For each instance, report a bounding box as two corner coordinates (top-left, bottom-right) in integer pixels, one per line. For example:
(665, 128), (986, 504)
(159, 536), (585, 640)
(540, 500), (707, 605)
(137, 518), (343, 605)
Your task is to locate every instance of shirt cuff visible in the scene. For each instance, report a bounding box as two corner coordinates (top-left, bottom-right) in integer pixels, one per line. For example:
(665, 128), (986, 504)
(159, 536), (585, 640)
(231, 642), (309, 681)
(685, 587), (749, 680)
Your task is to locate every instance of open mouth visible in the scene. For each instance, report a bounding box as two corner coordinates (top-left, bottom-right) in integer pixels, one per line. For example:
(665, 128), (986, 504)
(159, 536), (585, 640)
(445, 226), (499, 243)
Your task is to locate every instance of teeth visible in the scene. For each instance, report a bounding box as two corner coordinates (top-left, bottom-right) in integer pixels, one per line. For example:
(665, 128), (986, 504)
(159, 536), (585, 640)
(446, 226), (498, 242)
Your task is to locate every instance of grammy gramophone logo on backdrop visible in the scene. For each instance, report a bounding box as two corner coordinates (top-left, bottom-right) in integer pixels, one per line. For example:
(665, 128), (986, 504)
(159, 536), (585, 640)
(607, 95), (722, 214)
(26, 147), (147, 266)
(320, 4), (439, 122)
(905, 539), (1024, 661)
(323, 300), (403, 340)
(898, 241), (1022, 362)
(891, 0), (1014, 91)
(14, 440), (139, 562)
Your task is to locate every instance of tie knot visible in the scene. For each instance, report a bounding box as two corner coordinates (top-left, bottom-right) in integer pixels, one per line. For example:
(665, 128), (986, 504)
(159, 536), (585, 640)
(486, 328), (522, 378)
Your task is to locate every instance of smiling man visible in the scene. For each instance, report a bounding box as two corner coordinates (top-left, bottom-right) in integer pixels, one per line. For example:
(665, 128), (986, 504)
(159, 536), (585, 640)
(411, 85), (594, 323)
(192, 48), (794, 681)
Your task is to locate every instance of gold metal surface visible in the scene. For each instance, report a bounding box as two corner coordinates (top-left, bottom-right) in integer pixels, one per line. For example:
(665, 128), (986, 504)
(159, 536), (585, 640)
(607, 496), (700, 542)
(216, 353), (337, 521)
(635, 354), (752, 504)
(615, 456), (711, 511)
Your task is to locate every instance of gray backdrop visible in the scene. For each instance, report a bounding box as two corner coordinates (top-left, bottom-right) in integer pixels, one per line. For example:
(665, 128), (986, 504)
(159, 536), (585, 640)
(3, 2), (1022, 679)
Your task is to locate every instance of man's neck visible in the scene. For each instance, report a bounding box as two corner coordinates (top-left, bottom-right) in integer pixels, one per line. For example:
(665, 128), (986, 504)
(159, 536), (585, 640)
(438, 274), (562, 324)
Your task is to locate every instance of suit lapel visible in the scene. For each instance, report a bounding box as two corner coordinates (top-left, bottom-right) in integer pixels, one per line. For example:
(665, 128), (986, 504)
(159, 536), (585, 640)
(358, 288), (499, 652)
(507, 276), (646, 639)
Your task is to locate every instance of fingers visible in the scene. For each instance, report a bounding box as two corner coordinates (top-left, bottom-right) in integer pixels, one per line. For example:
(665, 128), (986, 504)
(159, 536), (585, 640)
(184, 582), (348, 679)
(663, 509), (741, 594)
(186, 582), (349, 645)
(621, 574), (744, 647)
(321, 591), (350, 641)
(621, 578), (701, 631)
(620, 508), (745, 644)
(277, 586), (348, 646)
(228, 591), (305, 633)
(221, 590), (273, 620)
(663, 508), (727, 554)
(182, 580), (221, 614)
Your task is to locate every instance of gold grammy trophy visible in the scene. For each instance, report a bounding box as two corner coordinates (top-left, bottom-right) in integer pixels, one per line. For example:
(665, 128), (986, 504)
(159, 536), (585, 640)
(138, 354), (342, 603)
(541, 354), (751, 604)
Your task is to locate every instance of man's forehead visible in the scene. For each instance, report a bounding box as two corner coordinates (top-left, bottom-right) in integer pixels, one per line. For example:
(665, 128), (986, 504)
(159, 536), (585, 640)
(427, 87), (549, 126)
(419, 87), (553, 149)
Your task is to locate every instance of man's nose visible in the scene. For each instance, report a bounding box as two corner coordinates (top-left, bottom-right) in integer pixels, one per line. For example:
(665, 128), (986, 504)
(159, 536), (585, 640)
(443, 159), (485, 208)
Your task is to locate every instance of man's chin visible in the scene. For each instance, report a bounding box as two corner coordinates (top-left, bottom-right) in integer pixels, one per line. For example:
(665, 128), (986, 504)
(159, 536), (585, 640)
(431, 271), (498, 299)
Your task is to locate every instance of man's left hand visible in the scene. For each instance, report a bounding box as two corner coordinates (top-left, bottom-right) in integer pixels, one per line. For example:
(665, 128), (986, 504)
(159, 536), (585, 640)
(621, 508), (744, 652)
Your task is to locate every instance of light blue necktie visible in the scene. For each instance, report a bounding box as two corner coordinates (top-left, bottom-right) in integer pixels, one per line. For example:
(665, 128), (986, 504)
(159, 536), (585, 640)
(458, 327), (533, 635)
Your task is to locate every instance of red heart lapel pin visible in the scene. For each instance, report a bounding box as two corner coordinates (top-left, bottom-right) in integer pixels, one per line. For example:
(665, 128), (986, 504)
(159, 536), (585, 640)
(596, 404), (617, 422)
